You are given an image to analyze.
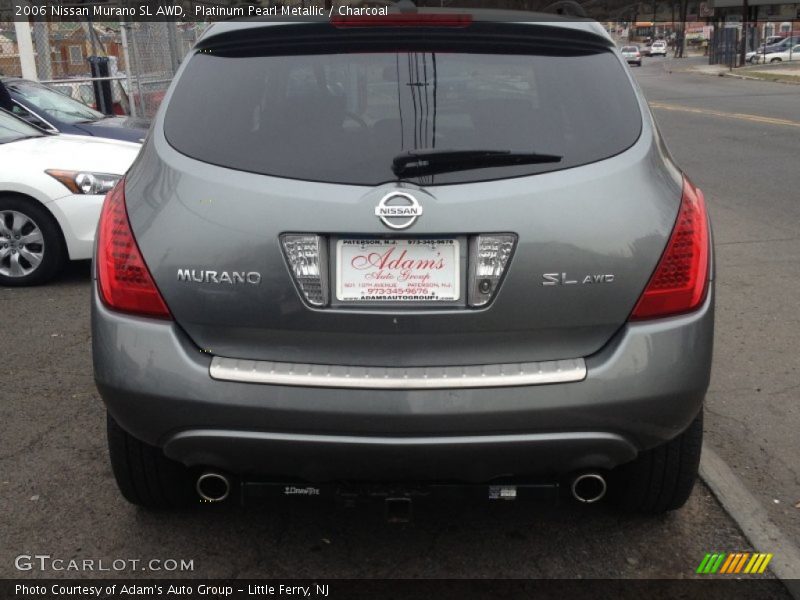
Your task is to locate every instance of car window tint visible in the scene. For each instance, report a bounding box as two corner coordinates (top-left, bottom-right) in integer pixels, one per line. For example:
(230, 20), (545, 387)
(165, 50), (641, 186)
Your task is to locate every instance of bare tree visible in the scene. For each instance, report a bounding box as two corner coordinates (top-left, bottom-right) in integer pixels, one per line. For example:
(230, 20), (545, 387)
(673, 0), (688, 57)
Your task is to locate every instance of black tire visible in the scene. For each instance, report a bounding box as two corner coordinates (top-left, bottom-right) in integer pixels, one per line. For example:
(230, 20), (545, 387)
(107, 412), (196, 509)
(610, 411), (703, 514)
(0, 194), (65, 286)
(770, 58), (781, 63)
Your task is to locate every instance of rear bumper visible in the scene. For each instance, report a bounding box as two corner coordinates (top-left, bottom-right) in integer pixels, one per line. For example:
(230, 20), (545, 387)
(167, 430), (637, 482)
(93, 286), (713, 482)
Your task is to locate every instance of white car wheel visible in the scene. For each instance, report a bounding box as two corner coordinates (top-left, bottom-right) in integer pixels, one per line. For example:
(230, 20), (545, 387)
(0, 196), (65, 286)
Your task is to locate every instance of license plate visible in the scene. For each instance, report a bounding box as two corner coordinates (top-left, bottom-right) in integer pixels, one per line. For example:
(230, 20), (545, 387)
(336, 239), (460, 302)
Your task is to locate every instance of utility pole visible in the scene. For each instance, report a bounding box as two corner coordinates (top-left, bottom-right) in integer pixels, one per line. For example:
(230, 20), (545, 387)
(120, 22), (137, 118)
(13, 19), (38, 80)
(166, 21), (181, 74)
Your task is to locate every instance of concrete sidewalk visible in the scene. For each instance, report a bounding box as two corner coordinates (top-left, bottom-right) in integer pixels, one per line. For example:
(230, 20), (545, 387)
(681, 63), (800, 83)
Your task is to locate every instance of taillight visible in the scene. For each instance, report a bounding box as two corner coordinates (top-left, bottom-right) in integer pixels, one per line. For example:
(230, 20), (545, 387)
(631, 178), (710, 320)
(280, 234), (329, 307)
(468, 234), (517, 307)
(96, 180), (171, 319)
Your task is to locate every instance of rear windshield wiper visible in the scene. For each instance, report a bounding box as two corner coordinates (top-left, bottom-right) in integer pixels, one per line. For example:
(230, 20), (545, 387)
(392, 149), (562, 178)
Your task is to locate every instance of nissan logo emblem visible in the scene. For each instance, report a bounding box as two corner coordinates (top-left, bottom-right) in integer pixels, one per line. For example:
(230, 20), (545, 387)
(375, 192), (423, 230)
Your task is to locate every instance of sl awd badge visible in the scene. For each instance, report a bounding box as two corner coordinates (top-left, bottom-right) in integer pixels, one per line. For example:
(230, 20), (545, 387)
(542, 273), (615, 286)
(375, 192), (423, 230)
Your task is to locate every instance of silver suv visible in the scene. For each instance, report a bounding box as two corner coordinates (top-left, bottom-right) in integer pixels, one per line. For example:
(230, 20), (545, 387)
(92, 12), (713, 513)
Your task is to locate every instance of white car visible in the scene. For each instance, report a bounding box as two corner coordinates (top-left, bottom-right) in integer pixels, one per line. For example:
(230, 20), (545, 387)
(621, 45), (642, 66)
(0, 109), (140, 285)
(649, 41), (668, 57)
(759, 44), (800, 63)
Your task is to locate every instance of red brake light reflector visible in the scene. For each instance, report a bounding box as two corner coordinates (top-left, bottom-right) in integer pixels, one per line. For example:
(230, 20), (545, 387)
(96, 180), (171, 319)
(631, 178), (710, 320)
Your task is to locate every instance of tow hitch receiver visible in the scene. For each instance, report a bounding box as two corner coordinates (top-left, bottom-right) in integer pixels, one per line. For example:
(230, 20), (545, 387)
(241, 482), (559, 521)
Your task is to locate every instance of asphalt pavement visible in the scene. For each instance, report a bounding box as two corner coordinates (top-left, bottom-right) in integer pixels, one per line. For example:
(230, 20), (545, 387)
(0, 55), (797, 595)
(632, 55), (800, 549)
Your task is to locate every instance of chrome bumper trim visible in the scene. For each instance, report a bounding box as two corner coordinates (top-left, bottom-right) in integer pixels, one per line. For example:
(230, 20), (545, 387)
(209, 357), (586, 389)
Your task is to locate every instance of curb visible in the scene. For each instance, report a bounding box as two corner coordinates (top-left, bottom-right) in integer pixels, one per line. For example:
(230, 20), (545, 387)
(700, 444), (800, 599)
(690, 68), (800, 85)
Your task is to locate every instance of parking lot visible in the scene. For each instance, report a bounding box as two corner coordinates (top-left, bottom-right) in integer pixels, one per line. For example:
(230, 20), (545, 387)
(1, 55), (798, 594)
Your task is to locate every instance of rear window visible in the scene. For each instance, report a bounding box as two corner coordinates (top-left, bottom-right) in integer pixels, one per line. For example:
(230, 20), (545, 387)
(622, 46), (639, 52)
(164, 47), (641, 186)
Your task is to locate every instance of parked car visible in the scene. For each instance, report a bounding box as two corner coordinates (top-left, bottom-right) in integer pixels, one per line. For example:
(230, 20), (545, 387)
(649, 40), (668, 56)
(748, 35), (800, 63)
(621, 45), (642, 66)
(757, 44), (800, 64)
(0, 77), (148, 143)
(0, 109), (140, 285)
(747, 36), (786, 60)
(93, 13), (713, 514)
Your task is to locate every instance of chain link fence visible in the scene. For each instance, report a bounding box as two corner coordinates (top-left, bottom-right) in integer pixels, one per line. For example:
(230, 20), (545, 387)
(0, 17), (203, 119)
(122, 21), (201, 118)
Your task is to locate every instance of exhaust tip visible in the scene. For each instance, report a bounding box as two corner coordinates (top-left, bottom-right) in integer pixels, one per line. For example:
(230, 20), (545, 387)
(196, 472), (230, 503)
(571, 473), (607, 504)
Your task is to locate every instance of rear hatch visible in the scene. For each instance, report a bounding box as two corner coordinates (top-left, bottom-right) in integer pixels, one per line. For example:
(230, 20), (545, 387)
(124, 19), (682, 367)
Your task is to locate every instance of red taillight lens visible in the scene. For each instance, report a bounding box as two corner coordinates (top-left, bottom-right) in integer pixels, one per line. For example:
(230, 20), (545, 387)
(631, 178), (710, 320)
(96, 180), (171, 319)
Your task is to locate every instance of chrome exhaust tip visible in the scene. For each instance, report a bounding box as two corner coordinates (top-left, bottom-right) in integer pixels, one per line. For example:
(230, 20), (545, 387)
(570, 473), (607, 504)
(196, 472), (231, 503)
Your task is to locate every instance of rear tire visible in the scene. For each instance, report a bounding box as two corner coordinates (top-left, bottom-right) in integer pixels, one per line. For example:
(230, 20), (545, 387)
(107, 413), (196, 508)
(610, 411), (703, 514)
(0, 195), (65, 286)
